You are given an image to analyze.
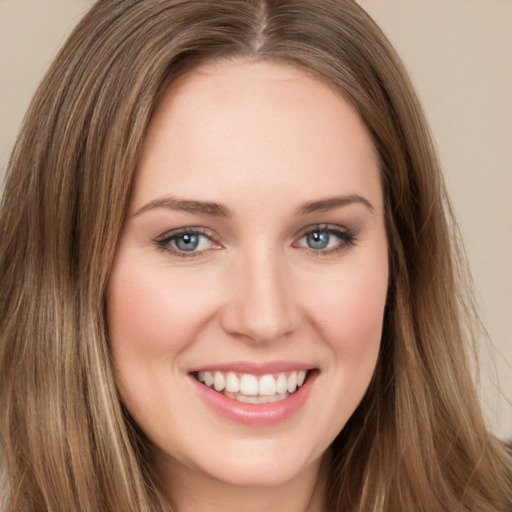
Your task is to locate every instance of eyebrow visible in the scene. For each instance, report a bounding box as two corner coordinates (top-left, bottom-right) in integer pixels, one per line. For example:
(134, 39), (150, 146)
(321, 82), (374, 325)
(134, 196), (234, 218)
(296, 195), (375, 215)
(134, 193), (374, 219)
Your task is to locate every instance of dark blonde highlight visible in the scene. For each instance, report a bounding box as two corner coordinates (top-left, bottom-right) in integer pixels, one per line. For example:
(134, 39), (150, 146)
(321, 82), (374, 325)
(1, 1), (511, 511)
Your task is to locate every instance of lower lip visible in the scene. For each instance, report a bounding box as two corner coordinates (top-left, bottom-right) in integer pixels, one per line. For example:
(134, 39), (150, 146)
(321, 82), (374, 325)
(189, 372), (317, 426)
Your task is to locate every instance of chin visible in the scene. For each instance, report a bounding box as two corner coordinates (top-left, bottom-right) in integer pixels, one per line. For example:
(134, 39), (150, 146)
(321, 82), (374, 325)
(199, 452), (323, 489)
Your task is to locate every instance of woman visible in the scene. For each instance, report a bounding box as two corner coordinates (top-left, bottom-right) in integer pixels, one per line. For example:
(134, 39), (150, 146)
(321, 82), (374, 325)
(0, 0), (510, 511)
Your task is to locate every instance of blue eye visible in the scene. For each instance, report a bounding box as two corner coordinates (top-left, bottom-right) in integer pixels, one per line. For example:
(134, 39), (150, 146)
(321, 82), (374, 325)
(156, 229), (219, 256)
(174, 233), (200, 252)
(297, 226), (356, 254)
(306, 231), (330, 249)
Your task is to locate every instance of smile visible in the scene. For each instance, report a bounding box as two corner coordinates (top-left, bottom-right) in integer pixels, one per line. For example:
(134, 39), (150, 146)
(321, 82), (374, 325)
(189, 363), (318, 425)
(195, 370), (308, 404)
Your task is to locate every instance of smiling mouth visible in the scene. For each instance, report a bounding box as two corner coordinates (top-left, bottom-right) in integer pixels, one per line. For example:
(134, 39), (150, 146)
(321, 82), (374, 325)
(193, 370), (310, 404)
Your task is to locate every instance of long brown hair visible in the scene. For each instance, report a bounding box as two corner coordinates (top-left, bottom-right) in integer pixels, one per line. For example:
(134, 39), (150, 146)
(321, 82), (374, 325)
(1, 1), (510, 510)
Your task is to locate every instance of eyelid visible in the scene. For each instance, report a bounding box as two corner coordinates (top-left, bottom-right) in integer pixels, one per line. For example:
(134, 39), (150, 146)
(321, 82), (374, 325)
(293, 223), (358, 255)
(154, 223), (357, 259)
(155, 227), (222, 258)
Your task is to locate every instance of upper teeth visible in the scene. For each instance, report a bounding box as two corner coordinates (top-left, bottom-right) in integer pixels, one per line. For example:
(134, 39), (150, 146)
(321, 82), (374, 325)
(196, 370), (307, 396)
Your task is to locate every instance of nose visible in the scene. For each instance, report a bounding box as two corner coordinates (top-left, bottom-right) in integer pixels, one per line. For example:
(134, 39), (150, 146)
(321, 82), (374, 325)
(220, 248), (300, 344)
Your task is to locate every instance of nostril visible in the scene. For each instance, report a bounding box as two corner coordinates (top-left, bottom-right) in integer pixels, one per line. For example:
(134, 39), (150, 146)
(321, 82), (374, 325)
(220, 307), (297, 344)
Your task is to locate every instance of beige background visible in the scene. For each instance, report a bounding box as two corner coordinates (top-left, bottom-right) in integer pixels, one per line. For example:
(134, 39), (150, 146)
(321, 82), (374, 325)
(1, 0), (510, 439)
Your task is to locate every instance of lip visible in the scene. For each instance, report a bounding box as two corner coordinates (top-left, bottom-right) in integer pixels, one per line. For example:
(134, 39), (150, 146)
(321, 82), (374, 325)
(189, 361), (314, 375)
(188, 364), (318, 426)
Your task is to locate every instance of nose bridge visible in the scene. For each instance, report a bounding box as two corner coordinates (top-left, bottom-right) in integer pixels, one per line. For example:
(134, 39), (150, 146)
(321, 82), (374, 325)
(221, 243), (298, 343)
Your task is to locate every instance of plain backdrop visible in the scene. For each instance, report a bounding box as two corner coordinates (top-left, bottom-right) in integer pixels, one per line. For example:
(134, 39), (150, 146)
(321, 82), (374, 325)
(0, 0), (511, 440)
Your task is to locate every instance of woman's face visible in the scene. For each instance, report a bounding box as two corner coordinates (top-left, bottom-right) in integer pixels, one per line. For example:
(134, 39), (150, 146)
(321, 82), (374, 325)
(107, 60), (388, 495)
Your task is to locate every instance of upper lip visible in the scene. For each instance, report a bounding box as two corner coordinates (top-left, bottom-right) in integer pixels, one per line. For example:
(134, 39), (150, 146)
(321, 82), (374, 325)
(189, 361), (316, 375)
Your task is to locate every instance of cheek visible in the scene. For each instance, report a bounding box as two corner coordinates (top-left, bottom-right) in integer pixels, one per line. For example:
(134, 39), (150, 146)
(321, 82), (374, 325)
(106, 258), (223, 428)
(305, 261), (388, 357)
(107, 260), (220, 359)
(308, 260), (387, 425)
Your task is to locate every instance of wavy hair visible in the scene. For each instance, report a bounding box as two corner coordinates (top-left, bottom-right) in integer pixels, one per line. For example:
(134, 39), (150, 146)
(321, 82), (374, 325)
(1, 1), (511, 510)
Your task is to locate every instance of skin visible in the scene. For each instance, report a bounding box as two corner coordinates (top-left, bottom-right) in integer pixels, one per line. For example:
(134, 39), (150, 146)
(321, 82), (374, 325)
(107, 60), (389, 512)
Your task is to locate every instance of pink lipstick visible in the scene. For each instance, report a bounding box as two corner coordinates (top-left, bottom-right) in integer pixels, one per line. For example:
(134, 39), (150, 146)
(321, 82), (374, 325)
(188, 363), (318, 425)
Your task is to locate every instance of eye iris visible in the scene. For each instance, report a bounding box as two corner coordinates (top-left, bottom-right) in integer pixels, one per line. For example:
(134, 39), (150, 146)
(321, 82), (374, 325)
(307, 231), (329, 249)
(175, 234), (199, 251)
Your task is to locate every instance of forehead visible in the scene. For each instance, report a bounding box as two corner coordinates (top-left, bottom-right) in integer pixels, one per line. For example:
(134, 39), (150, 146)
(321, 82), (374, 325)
(132, 59), (381, 213)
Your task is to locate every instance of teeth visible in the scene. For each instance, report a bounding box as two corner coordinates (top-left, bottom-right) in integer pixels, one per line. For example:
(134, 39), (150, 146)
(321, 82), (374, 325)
(240, 374), (259, 395)
(227, 392), (288, 404)
(225, 372), (240, 393)
(259, 374), (276, 396)
(213, 371), (225, 392)
(287, 371), (297, 393)
(195, 369), (309, 400)
(204, 372), (214, 387)
(276, 373), (288, 394)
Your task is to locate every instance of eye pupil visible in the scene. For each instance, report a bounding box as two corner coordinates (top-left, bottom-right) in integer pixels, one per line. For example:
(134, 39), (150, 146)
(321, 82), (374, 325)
(175, 234), (199, 251)
(307, 231), (329, 249)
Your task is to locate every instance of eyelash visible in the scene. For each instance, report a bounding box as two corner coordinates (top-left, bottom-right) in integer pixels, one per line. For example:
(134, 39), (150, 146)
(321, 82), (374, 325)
(156, 227), (221, 258)
(155, 224), (357, 259)
(294, 224), (357, 257)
